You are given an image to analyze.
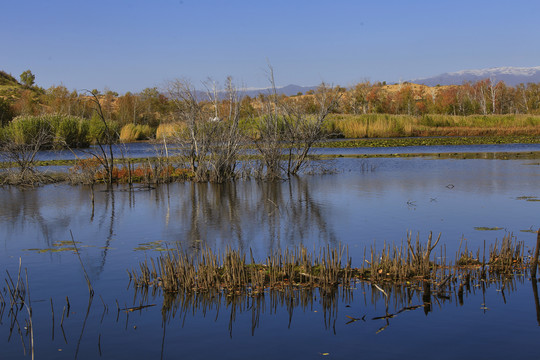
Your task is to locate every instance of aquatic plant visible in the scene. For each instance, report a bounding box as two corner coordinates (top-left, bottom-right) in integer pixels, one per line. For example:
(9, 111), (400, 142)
(129, 232), (532, 296)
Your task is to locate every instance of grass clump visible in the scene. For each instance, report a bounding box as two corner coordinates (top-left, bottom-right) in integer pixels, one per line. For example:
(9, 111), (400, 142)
(87, 113), (120, 144)
(5, 115), (53, 146)
(155, 122), (185, 140)
(130, 232), (529, 295)
(2, 114), (90, 148)
(324, 114), (540, 138)
(119, 124), (155, 142)
(49, 114), (90, 148)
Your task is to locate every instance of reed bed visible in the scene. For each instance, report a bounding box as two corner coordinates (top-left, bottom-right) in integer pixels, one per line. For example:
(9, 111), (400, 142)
(4, 114), (91, 149)
(129, 232), (533, 295)
(129, 256), (530, 334)
(155, 122), (186, 140)
(324, 114), (540, 138)
(129, 244), (353, 293)
(119, 124), (154, 142)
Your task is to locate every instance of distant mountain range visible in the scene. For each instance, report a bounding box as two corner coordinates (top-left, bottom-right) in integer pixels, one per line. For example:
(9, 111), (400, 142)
(410, 66), (540, 86)
(244, 67), (540, 96)
(238, 84), (318, 98)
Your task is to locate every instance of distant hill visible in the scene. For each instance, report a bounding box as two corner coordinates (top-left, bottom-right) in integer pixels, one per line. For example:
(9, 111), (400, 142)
(410, 66), (540, 86)
(239, 84), (318, 98)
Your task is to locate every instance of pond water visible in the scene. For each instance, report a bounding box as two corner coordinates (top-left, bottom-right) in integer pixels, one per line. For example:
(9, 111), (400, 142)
(1, 154), (539, 359)
(13, 141), (540, 162)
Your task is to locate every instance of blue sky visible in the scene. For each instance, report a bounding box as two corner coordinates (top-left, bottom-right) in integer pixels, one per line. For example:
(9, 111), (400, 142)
(2, 0), (539, 93)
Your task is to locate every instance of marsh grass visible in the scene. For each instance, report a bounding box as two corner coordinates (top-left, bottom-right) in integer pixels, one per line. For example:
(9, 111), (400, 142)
(155, 122), (186, 140)
(119, 124), (154, 142)
(325, 114), (540, 138)
(87, 114), (120, 145)
(3, 114), (90, 149)
(129, 232), (530, 296)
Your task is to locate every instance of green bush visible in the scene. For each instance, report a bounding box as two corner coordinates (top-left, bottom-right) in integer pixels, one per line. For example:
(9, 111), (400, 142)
(87, 113), (120, 144)
(3, 114), (92, 149)
(7, 115), (54, 146)
(51, 114), (90, 148)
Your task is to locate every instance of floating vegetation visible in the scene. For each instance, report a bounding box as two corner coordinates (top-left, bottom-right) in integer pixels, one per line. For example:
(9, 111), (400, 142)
(318, 135), (540, 149)
(133, 241), (171, 252)
(474, 227), (504, 231)
(24, 240), (83, 253)
(516, 196), (540, 202)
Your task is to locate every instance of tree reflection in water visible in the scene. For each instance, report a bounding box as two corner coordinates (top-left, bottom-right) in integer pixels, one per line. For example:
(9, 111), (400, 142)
(171, 177), (337, 255)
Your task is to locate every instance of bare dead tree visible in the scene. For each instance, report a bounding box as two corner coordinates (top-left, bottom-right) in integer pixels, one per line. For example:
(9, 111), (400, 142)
(167, 77), (243, 182)
(204, 77), (243, 182)
(0, 126), (53, 185)
(86, 91), (117, 185)
(252, 67), (283, 179)
(254, 66), (341, 179)
(281, 82), (341, 176)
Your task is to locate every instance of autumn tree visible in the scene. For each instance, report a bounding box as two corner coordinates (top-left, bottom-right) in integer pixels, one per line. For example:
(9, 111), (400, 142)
(139, 87), (169, 126)
(116, 92), (141, 125)
(348, 81), (372, 114)
(44, 85), (72, 114)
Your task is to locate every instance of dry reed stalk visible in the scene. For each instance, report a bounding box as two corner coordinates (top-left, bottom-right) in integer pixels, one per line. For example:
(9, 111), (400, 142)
(128, 233), (530, 302)
(70, 230), (94, 297)
(532, 229), (540, 278)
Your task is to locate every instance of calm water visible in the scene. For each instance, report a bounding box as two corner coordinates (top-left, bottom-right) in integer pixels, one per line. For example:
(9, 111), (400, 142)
(13, 141), (540, 162)
(1, 155), (539, 359)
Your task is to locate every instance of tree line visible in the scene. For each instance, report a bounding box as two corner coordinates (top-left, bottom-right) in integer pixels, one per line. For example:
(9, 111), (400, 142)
(3, 69), (540, 130)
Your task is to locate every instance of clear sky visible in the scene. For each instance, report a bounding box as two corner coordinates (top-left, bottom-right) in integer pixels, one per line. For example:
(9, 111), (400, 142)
(2, 0), (539, 93)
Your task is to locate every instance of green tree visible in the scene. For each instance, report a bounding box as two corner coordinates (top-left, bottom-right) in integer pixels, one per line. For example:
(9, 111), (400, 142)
(20, 70), (36, 87)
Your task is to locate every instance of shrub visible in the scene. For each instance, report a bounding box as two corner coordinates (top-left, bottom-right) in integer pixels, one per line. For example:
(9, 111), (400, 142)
(47, 114), (90, 148)
(87, 113), (120, 144)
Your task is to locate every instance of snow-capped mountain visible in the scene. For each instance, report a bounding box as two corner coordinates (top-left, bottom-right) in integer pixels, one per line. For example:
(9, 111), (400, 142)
(411, 66), (540, 86)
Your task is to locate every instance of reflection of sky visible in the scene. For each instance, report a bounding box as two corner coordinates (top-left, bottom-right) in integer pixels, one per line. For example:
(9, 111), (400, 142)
(0, 158), (539, 272)
(314, 142), (540, 155)
(4, 142), (539, 162)
(1, 157), (540, 358)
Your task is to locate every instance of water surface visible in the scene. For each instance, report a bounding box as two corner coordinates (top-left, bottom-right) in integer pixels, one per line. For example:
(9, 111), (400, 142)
(1, 155), (539, 359)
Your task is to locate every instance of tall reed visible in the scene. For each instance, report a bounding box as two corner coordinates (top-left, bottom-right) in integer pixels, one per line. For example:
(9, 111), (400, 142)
(130, 233), (528, 295)
(119, 124), (154, 142)
(325, 114), (540, 138)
